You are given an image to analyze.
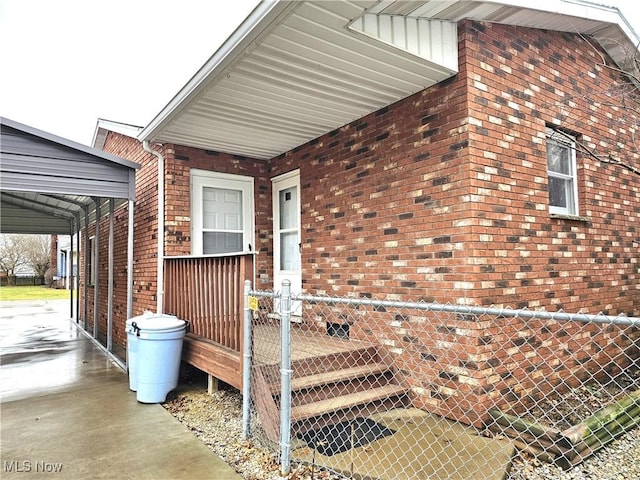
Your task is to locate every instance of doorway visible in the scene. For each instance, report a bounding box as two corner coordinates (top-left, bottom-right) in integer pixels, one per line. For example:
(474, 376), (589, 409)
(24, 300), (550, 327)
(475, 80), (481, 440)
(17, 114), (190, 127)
(272, 170), (301, 316)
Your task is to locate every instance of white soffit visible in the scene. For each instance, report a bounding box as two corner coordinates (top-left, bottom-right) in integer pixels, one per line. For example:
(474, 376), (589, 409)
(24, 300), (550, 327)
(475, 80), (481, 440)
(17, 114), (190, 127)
(144, 0), (458, 160)
(141, 0), (638, 160)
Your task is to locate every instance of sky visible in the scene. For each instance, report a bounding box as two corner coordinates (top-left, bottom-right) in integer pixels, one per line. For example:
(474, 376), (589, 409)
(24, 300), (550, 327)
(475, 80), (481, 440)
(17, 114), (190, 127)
(0, 0), (259, 145)
(1, 0), (639, 147)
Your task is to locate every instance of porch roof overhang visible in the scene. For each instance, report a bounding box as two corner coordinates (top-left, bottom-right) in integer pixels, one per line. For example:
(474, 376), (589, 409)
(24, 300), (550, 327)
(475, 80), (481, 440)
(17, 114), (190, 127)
(139, 0), (639, 161)
(0, 117), (140, 235)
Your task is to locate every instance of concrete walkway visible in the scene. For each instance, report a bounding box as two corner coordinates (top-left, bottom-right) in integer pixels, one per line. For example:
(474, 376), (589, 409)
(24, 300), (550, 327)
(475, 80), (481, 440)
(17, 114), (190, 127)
(0, 300), (241, 479)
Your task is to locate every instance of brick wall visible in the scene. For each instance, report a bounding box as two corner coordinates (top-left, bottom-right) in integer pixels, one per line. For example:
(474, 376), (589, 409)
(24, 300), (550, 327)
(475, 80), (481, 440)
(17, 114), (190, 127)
(49, 235), (57, 276)
(268, 20), (639, 425)
(463, 21), (639, 315)
(455, 20), (639, 425)
(80, 211), (131, 348)
(80, 133), (160, 350)
(267, 20), (639, 315)
(270, 56), (472, 303)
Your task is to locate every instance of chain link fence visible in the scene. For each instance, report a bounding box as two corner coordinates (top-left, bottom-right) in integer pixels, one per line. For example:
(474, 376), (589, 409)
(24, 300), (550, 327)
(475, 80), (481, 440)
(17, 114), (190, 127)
(242, 281), (640, 479)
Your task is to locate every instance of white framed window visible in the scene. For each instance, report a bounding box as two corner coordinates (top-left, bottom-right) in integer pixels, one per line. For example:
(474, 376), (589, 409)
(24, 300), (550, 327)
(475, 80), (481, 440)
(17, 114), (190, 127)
(546, 127), (579, 216)
(191, 169), (254, 255)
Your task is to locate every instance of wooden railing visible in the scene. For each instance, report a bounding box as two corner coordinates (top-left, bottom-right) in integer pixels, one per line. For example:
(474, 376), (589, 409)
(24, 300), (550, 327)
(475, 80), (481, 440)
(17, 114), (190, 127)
(163, 253), (254, 352)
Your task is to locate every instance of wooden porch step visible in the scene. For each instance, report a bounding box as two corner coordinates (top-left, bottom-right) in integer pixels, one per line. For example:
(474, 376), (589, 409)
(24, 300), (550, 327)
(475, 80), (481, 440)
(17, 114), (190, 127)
(270, 362), (390, 394)
(289, 345), (382, 379)
(291, 384), (407, 422)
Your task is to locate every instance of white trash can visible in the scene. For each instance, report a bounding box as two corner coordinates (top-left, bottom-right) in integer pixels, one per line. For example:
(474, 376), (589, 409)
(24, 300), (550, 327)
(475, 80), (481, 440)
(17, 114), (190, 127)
(125, 312), (154, 391)
(133, 314), (187, 403)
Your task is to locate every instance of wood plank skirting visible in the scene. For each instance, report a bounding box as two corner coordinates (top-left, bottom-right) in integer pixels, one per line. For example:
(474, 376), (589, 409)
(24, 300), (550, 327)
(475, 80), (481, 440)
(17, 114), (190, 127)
(164, 253), (253, 388)
(164, 253), (254, 352)
(182, 334), (242, 389)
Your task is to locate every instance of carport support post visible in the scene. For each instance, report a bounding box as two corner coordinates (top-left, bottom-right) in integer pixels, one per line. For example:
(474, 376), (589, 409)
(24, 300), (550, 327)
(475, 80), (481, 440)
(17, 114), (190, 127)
(126, 199), (134, 321)
(83, 207), (89, 330)
(107, 198), (114, 351)
(279, 279), (292, 476)
(93, 197), (101, 339)
(75, 214), (81, 322)
(69, 221), (75, 320)
(242, 280), (252, 440)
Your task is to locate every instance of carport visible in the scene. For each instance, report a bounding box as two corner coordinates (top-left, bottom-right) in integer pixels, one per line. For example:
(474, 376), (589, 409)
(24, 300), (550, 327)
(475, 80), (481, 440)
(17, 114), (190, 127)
(1, 117), (242, 480)
(0, 117), (138, 358)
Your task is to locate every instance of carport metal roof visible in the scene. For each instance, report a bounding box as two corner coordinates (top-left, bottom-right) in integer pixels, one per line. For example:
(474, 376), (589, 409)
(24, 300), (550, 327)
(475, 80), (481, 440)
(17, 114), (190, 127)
(1, 117), (140, 235)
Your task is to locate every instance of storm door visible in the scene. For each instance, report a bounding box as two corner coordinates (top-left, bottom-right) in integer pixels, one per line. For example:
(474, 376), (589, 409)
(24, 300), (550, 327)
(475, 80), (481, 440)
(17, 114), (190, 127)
(272, 170), (301, 315)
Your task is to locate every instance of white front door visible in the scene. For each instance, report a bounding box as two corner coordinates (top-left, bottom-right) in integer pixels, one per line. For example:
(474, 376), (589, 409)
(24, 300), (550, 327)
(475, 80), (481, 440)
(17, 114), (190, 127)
(272, 170), (301, 315)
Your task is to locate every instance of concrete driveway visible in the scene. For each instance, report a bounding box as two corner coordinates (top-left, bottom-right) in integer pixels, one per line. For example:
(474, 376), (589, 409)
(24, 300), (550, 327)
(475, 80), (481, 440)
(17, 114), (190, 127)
(0, 299), (241, 479)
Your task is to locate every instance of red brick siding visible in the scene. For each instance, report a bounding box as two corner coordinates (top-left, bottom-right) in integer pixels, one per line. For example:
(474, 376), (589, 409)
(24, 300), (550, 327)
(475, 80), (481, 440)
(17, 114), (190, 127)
(453, 20), (639, 424)
(463, 21), (639, 315)
(49, 235), (58, 275)
(269, 21), (640, 314)
(270, 59), (472, 302)
(78, 224), (93, 333)
(80, 133), (160, 350)
(80, 211), (131, 348)
(271, 20), (639, 425)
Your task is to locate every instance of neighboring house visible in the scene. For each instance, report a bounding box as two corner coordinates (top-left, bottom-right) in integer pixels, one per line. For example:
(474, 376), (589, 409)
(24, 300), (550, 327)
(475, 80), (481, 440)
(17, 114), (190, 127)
(13, 264), (37, 278)
(54, 235), (77, 289)
(83, 0), (639, 426)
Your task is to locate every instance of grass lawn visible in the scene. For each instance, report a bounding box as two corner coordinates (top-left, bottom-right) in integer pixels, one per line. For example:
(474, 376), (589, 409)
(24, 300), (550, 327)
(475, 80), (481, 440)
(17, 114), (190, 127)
(0, 285), (73, 301)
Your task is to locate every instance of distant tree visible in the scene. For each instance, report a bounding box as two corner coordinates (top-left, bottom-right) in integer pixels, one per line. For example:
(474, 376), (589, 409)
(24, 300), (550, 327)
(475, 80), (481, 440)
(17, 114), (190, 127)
(23, 235), (51, 277)
(0, 234), (27, 285)
(0, 234), (51, 285)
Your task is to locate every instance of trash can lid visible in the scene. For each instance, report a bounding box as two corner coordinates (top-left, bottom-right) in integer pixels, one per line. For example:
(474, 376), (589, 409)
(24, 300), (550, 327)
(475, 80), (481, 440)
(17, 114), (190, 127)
(133, 314), (185, 332)
(126, 311), (155, 326)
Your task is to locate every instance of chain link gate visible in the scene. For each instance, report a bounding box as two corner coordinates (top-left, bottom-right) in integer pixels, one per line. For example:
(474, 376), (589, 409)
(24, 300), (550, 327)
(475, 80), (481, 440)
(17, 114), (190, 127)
(242, 281), (640, 479)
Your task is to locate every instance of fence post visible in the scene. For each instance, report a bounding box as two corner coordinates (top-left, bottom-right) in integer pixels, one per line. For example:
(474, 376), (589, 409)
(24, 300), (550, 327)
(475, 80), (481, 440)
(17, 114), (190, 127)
(279, 279), (292, 476)
(242, 280), (252, 441)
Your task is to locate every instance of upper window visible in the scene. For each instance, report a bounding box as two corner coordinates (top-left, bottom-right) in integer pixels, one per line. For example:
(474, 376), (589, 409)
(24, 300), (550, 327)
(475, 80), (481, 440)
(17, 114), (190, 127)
(546, 128), (579, 216)
(191, 170), (254, 255)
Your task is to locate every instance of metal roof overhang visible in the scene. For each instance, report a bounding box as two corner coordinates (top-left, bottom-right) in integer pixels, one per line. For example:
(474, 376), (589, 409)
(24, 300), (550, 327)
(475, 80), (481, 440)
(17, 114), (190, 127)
(139, 0), (640, 161)
(0, 117), (140, 235)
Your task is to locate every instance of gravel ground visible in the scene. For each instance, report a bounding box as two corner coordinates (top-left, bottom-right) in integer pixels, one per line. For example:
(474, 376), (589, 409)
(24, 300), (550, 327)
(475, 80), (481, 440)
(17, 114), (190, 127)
(163, 383), (337, 480)
(163, 378), (639, 480)
(163, 386), (281, 480)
